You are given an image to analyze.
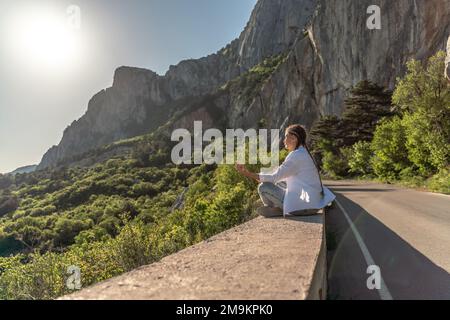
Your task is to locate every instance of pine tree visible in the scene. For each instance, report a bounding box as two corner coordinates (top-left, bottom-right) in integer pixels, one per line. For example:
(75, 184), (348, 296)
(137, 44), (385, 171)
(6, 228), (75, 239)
(309, 115), (341, 148)
(309, 81), (396, 173)
(309, 115), (342, 167)
(340, 80), (395, 146)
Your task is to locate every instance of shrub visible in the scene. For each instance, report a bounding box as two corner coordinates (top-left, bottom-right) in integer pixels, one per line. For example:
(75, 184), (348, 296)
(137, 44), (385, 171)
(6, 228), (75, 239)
(370, 117), (411, 181)
(53, 218), (92, 248)
(426, 167), (450, 194)
(0, 197), (19, 217)
(112, 221), (158, 271)
(392, 51), (449, 174)
(348, 141), (373, 176)
(402, 111), (449, 175)
(322, 150), (350, 179)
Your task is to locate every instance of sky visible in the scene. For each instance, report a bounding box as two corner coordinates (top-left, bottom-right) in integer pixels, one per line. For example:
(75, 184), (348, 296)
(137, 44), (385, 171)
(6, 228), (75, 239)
(0, 0), (257, 173)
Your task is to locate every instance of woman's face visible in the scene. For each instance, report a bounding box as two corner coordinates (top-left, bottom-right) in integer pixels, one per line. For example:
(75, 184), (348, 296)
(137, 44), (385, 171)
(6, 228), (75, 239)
(284, 132), (298, 152)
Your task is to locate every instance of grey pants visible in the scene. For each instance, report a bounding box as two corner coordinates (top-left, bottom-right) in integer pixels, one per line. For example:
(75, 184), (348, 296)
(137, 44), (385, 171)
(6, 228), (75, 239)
(258, 182), (286, 209)
(258, 182), (319, 217)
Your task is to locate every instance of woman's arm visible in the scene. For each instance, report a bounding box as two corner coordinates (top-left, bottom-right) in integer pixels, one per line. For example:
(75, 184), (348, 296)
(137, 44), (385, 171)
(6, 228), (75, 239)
(235, 164), (260, 182)
(235, 152), (300, 183)
(258, 152), (299, 183)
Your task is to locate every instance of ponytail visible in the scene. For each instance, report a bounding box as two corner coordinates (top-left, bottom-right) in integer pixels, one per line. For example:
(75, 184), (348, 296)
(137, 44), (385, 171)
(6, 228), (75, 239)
(305, 145), (325, 198)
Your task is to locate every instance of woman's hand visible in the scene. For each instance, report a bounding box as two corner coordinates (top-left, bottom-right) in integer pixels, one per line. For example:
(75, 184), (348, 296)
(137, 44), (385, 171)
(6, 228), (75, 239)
(235, 164), (260, 182)
(235, 164), (247, 174)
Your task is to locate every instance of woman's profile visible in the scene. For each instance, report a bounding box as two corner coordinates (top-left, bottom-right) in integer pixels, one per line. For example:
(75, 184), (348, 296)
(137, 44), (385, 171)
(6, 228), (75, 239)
(235, 124), (336, 217)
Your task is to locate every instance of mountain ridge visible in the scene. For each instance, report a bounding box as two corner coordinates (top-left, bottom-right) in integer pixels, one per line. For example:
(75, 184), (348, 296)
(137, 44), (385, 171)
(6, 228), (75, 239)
(38, 0), (450, 170)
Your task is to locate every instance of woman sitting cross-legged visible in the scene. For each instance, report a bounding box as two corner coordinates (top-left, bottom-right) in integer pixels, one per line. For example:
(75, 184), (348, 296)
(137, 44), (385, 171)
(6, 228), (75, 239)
(235, 124), (336, 218)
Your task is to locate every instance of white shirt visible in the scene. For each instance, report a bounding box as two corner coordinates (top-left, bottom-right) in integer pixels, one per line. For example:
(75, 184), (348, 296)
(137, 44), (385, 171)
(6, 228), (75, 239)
(259, 147), (336, 216)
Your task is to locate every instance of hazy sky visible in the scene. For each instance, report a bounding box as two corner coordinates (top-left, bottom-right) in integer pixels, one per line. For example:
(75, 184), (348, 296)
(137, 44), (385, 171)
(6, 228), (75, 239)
(0, 0), (257, 173)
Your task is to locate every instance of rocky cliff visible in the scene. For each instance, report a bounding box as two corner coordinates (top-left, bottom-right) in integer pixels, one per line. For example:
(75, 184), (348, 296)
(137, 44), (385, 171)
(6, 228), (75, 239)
(38, 0), (316, 169)
(38, 0), (450, 169)
(231, 0), (450, 130)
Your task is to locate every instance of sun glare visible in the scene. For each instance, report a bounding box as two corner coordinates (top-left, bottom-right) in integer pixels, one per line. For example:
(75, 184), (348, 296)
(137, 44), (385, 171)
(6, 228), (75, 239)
(6, 5), (83, 73)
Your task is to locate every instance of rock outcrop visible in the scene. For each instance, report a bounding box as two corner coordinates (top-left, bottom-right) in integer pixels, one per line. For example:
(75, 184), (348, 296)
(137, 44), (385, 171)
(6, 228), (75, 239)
(38, 0), (450, 169)
(38, 0), (317, 169)
(232, 0), (450, 129)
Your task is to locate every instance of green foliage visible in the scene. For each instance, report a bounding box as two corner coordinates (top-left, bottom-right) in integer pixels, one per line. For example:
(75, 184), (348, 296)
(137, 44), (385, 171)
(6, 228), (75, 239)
(310, 81), (394, 159)
(0, 161), (258, 300)
(309, 115), (341, 157)
(53, 218), (93, 248)
(392, 52), (450, 174)
(348, 141), (373, 176)
(402, 110), (449, 174)
(1, 50), (447, 300)
(311, 51), (449, 190)
(309, 81), (394, 175)
(393, 52), (450, 120)
(369, 51), (449, 181)
(426, 168), (450, 194)
(322, 147), (352, 179)
(112, 221), (159, 270)
(341, 80), (395, 146)
(223, 54), (288, 107)
(0, 126), (269, 299)
(370, 117), (411, 181)
(0, 196), (19, 217)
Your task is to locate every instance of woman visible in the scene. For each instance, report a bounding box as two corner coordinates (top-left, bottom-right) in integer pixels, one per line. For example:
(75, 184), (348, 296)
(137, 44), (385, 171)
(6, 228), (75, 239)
(235, 124), (336, 218)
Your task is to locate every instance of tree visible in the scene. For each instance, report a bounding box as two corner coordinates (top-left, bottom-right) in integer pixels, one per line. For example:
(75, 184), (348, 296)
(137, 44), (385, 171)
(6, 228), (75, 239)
(393, 52), (450, 120)
(393, 51), (450, 173)
(340, 80), (395, 146)
(402, 110), (448, 174)
(309, 115), (342, 168)
(310, 81), (395, 173)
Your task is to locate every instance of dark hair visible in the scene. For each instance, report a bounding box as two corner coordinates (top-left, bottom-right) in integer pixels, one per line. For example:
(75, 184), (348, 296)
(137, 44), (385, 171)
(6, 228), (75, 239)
(286, 124), (324, 197)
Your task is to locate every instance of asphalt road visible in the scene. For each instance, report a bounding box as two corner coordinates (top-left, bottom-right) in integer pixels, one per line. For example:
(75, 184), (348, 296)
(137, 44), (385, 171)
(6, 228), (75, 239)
(325, 180), (450, 300)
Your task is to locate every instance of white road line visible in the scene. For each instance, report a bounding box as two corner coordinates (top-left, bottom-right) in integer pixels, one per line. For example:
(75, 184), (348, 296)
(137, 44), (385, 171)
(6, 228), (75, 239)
(335, 198), (393, 300)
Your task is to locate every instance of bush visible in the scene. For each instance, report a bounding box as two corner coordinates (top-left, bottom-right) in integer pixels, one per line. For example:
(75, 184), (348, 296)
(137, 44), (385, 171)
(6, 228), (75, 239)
(402, 111), (449, 175)
(74, 227), (110, 245)
(0, 121), (280, 300)
(53, 218), (92, 248)
(370, 117), (411, 181)
(112, 221), (158, 271)
(426, 167), (450, 194)
(203, 184), (249, 238)
(156, 223), (190, 257)
(322, 149), (351, 179)
(392, 51), (449, 174)
(348, 141), (373, 176)
(0, 197), (19, 217)
(132, 182), (157, 197)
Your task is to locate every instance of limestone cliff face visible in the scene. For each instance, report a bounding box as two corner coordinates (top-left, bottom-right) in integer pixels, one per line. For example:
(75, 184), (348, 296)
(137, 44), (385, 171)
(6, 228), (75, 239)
(38, 0), (316, 169)
(308, 0), (450, 116)
(235, 0), (316, 69)
(38, 0), (450, 169)
(233, 0), (450, 130)
(39, 67), (168, 168)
